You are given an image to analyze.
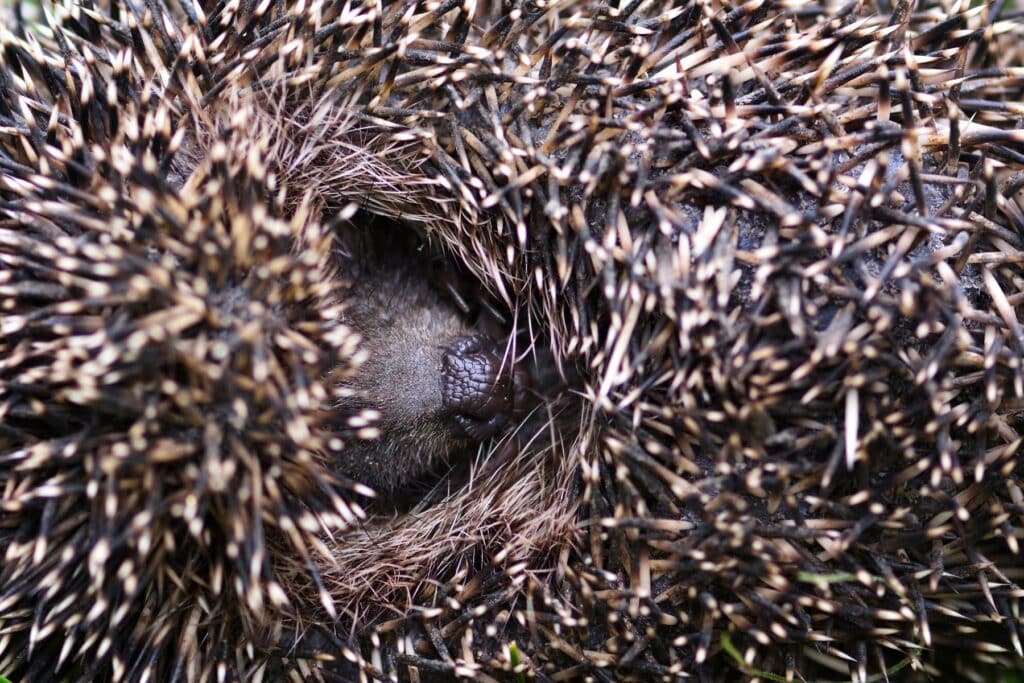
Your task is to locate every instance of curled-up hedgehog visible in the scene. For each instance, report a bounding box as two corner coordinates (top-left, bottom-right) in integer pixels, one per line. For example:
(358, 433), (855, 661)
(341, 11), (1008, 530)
(3, 0), (1024, 681)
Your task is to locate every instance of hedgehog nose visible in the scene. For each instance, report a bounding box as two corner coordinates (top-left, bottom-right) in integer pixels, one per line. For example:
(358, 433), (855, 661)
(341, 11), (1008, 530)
(442, 334), (527, 441)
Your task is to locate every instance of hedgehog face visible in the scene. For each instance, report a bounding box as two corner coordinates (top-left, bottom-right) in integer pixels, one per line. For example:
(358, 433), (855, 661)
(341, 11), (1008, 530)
(331, 224), (527, 494)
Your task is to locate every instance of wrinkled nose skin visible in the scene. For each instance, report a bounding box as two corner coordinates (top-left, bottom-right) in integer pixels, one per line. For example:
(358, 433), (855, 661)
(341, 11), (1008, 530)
(442, 335), (529, 441)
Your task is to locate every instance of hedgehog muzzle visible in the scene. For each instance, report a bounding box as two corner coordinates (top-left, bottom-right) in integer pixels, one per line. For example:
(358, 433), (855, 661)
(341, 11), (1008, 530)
(442, 334), (529, 441)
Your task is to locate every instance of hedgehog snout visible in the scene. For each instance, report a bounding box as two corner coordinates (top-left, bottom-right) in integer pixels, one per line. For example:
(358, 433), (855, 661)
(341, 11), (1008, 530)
(442, 334), (528, 441)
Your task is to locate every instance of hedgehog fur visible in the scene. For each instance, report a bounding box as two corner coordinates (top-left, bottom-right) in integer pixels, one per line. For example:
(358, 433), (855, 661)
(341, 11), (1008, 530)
(3, 0), (1024, 681)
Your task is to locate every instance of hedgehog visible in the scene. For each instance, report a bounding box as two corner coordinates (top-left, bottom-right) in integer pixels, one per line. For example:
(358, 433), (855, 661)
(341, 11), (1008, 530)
(3, 0), (1024, 681)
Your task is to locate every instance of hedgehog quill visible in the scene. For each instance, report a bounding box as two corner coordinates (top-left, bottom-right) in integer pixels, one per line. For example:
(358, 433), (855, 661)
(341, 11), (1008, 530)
(2, 0), (1024, 681)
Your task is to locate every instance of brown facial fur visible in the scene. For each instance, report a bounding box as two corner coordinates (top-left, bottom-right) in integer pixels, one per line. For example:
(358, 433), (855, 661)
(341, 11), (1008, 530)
(331, 223), (524, 494)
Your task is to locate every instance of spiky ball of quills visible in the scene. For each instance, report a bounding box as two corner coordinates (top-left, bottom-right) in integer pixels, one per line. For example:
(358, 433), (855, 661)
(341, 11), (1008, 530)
(3, 0), (1024, 680)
